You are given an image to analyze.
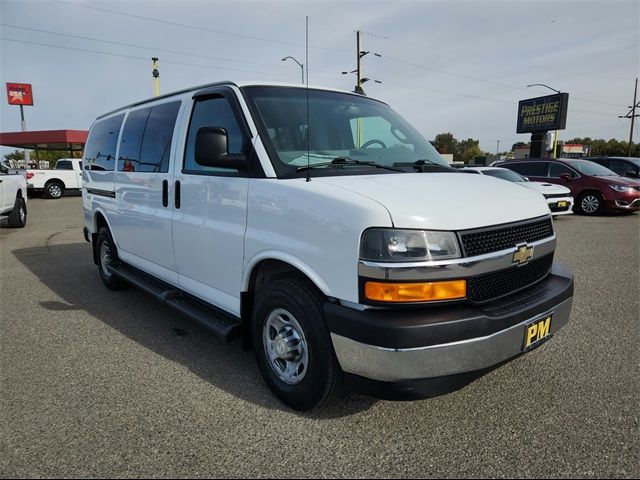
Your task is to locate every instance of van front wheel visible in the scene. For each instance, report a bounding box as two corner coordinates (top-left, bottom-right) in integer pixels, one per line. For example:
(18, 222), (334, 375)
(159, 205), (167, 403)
(252, 277), (343, 410)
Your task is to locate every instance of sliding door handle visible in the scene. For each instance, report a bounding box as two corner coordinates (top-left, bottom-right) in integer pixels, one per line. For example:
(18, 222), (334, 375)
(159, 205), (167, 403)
(174, 180), (181, 209)
(162, 180), (168, 207)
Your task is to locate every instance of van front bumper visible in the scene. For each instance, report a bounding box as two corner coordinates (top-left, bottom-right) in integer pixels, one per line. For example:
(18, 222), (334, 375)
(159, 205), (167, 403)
(325, 262), (573, 384)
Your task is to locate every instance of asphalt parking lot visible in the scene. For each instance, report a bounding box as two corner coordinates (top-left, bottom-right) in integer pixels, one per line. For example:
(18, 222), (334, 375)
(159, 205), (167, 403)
(1, 197), (638, 478)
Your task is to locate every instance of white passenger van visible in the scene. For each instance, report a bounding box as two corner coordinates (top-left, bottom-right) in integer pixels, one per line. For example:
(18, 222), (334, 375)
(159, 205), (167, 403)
(83, 82), (574, 410)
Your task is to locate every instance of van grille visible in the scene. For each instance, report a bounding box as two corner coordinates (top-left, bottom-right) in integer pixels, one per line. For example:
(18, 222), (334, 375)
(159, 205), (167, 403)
(468, 254), (554, 303)
(459, 217), (554, 257)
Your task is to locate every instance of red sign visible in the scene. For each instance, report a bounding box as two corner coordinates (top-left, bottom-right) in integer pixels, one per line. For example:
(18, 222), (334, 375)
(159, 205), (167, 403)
(6, 83), (33, 106)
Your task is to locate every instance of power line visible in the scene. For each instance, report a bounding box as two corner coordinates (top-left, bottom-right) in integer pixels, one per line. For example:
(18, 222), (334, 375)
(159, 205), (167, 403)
(381, 55), (627, 108)
(51, 0), (351, 54)
(0, 37), (297, 78)
(379, 78), (619, 117)
(1, 23), (294, 71)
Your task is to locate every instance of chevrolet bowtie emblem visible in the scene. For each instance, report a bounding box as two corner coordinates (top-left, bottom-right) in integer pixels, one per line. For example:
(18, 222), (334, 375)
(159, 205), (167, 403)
(513, 244), (534, 266)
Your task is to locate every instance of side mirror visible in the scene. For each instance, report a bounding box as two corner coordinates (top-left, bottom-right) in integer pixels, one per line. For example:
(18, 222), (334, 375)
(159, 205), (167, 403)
(195, 127), (247, 170)
(559, 173), (571, 180)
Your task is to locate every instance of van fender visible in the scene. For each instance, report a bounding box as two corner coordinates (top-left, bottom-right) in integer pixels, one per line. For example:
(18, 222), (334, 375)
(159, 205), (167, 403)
(242, 250), (331, 297)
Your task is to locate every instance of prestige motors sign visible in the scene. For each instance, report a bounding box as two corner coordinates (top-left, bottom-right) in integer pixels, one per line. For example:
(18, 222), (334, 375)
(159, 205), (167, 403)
(517, 92), (569, 133)
(6, 83), (34, 106)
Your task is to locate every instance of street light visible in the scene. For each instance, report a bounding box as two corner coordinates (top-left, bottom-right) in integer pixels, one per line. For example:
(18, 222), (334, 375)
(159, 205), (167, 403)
(282, 56), (304, 84)
(526, 83), (562, 159)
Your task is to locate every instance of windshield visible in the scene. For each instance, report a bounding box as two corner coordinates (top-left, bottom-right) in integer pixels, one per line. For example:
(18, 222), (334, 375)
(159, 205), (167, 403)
(242, 86), (449, 176)
(570, 160), (618, 176)
(482, 168), (526, 182)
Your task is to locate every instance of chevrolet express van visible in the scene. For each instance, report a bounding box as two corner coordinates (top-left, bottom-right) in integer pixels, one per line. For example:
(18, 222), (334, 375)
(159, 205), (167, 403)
(82, 82), (574, 410)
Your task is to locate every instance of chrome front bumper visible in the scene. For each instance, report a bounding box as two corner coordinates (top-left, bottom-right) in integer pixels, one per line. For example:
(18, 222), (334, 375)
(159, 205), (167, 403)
(331, 296), (572, 382)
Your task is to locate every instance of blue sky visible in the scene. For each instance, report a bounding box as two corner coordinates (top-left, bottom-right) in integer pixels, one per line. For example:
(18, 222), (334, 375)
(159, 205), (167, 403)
(1, 0), (638, 156)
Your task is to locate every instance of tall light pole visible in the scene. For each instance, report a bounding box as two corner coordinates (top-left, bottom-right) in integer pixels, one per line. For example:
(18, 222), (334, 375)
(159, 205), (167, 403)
(282, 56), (304, 84)
(527, 83), (561, 159)
(496, 140), (501, 155)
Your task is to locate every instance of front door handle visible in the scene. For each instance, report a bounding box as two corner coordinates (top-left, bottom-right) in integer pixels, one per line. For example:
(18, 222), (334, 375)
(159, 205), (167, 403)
(162, 180), (168, 207)
(175, 180), (181, 209)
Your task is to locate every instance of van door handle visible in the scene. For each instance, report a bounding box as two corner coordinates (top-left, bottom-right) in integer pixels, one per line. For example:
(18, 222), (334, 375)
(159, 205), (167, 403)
(175, 180), (181, 209)
(162, 180), (168, 207)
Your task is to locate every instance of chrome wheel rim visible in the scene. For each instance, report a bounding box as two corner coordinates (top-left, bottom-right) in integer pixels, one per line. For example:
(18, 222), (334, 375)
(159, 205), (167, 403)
(19, 203), (26, 224)
(263, 308), (308, 385)
(49, 185), (62, 198)
(100, 241), (113, 279)
(582, 195), (599, 213)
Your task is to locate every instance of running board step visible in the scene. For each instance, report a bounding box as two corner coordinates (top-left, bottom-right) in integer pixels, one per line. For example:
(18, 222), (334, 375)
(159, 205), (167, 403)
(107, 262), (241, 341)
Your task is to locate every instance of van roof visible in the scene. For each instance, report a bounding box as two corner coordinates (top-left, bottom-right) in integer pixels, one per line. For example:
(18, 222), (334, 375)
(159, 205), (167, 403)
(96, 81), (373, 120)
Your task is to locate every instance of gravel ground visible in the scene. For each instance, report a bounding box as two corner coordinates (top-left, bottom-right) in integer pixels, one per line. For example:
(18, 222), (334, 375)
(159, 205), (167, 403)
(1, 196), (638, 478)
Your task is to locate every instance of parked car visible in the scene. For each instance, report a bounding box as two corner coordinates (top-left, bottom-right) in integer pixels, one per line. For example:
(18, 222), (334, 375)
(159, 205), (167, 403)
(83, 81), (574, 410)
(495, 158), (640, 215)
(26, 158), (83, 199)
(462, 166), (573, 216)
(0, 163), (27, 227)
(584, 156), (640, 180)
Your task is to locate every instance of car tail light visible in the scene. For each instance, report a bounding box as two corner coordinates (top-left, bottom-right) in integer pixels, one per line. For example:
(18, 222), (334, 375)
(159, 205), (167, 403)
(26, 172), (34, 179)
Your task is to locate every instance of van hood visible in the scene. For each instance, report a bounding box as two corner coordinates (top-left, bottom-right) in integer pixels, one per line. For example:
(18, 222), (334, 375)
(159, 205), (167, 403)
(315, 173), (550, 230)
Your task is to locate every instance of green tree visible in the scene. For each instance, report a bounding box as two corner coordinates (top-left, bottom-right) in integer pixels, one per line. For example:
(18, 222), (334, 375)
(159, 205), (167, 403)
(459, 138), (484, 164)
(511, 141), (528, 151)
(433, 132), (460, 158)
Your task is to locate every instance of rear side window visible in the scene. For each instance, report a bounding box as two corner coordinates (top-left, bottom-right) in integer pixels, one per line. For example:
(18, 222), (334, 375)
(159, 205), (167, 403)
(139, 102), (181, 173)
(118, 108), (151, 172)
(56, 160), (72, 170)
(84, 114), (124, 171)
(504, 162), (548, 177)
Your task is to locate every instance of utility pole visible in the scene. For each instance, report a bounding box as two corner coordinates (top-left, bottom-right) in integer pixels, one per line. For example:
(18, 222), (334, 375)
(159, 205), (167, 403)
(152, 57), (160, 97)
(342, 30), (381, 95)
(619, 78), (639, 157)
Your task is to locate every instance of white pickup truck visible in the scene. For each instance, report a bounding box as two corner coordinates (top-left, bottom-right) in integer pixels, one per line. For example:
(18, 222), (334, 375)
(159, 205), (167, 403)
(26, 158), (83, 199)
(0, 164), (27, 227)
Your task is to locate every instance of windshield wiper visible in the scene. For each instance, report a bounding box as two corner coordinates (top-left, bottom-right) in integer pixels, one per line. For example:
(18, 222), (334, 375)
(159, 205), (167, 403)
(393, 159), (453, 172)
(296, 157), (404, 173)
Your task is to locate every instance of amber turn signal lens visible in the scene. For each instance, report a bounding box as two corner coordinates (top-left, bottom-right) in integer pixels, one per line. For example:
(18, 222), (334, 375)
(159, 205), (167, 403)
(364, 280), (467, 302)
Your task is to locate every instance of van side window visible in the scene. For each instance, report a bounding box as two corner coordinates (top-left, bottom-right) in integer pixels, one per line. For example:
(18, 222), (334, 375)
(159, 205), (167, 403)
(84, 114), (124, 171)
(118, 108), (151, 172)
(549, 163), (577, 178)
(184, 96), (247, 174)
(506, 162), (547, 177)
(139, 102), (181, 173)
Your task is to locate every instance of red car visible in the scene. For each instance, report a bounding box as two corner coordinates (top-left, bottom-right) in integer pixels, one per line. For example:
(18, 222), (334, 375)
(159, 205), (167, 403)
(495, 158), (640, 215)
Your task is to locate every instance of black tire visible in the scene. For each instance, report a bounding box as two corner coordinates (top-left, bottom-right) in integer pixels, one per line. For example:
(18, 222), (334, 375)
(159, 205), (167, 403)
(45, 181), (64, 199)
(7, 195), (26, 228)
(576, 191), (604, 215)
(252, 277), (344, 411)
(96, 227), (128, 290)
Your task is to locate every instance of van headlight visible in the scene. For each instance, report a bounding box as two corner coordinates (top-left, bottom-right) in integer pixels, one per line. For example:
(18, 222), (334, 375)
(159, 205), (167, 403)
(360, 228), (461, 262)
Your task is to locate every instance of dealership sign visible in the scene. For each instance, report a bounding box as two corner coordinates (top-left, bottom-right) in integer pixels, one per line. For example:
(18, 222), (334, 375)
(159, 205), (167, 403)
(6, 83), (34, 106)
(517, 92), (569, 133)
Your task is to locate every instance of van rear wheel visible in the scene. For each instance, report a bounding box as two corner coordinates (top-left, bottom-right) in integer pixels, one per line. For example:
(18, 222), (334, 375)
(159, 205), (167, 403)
(252, 277), (343, 410)
(96, 227), (128, 290)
